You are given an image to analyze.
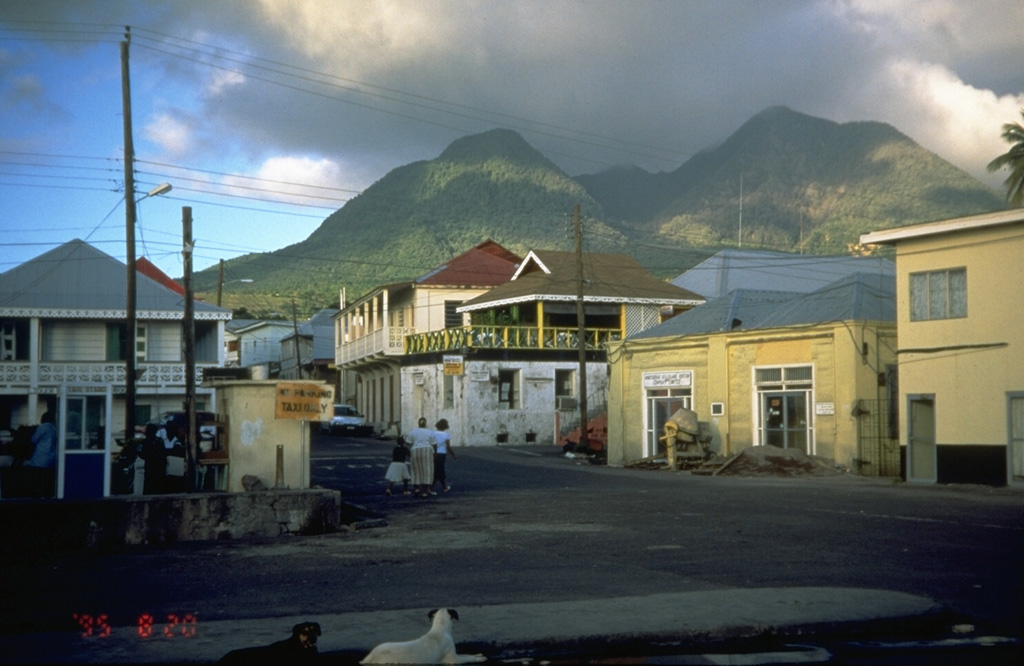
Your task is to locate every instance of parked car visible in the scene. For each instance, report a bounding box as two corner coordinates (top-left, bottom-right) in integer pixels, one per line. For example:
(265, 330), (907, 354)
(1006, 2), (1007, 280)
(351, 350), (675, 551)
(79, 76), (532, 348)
(320, 404), (372, 436)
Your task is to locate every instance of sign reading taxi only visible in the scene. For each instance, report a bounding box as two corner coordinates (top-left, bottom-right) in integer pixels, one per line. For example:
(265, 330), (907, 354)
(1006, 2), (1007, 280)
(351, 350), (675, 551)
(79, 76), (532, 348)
(275, 382), (335, 421)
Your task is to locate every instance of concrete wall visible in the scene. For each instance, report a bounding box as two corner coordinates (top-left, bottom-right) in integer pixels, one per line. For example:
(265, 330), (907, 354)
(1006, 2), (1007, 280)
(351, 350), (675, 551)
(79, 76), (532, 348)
(209, 380), (319, 491)
(401, 358), (608, 447)
(0, 489), (342, 552)
(607, 322), (896, 469)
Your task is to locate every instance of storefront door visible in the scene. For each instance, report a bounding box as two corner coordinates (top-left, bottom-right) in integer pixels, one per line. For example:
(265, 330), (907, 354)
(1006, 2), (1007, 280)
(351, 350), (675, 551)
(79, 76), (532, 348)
(60, 393), (109, 498)
(761, 391), (810, 453)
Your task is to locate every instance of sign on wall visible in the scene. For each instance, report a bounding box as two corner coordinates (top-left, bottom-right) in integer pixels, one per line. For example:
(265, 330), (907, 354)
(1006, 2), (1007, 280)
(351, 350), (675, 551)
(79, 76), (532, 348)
(643, 371), (693, 389)
(274, 382), (335, 421)
(444, 355), (464, 376)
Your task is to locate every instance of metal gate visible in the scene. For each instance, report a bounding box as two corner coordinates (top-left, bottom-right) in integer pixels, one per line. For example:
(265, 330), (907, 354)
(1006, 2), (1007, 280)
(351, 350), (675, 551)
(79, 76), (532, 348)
(856, 399), (901, 477)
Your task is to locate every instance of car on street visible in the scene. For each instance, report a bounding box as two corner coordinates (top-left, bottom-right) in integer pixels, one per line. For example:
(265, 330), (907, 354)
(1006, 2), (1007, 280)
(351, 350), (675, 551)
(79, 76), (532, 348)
(320, 404), (372, 437)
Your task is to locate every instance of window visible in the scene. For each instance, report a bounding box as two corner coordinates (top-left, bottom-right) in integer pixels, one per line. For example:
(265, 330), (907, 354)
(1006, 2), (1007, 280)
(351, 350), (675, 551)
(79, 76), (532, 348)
(1, 321), (28, 361)
(910, 268), (966, 321)
(444, 301), (463, 329)
(498, 369), (519, 409)
(444, 374), (455, 409)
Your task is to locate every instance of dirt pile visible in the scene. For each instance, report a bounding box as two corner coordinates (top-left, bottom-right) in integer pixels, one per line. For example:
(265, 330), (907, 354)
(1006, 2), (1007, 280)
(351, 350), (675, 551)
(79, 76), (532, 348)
(714, 445), (844, 477)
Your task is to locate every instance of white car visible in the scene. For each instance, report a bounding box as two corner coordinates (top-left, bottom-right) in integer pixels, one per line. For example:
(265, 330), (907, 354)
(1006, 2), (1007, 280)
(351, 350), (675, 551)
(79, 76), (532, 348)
(320, 405), (372, 437)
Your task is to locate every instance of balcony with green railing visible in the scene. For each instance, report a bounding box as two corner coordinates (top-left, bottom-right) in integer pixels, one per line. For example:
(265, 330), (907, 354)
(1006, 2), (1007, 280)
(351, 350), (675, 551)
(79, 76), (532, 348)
(404, 325), (622, 354)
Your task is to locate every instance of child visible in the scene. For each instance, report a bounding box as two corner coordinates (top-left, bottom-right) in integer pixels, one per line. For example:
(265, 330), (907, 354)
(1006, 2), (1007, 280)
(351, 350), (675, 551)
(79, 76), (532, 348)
(384, 437), (412, 495)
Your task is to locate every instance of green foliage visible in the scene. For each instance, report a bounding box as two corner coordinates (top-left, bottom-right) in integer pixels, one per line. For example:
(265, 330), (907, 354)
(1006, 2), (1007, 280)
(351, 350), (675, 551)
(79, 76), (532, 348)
(202, 113), (1005, 315)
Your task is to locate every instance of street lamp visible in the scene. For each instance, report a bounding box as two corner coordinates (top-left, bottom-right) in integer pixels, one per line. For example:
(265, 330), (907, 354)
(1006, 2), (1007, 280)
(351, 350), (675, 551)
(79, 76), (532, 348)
(217, 276), (254, 307)
(125, 182), (172, 445)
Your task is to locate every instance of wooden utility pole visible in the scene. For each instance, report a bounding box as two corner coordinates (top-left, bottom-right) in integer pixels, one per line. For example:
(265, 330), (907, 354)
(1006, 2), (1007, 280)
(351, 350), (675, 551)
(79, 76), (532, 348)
(182, 207), (197, 492)
(573, 204), (589, 451)
(216, 259), (225, 307)
(121, 32), (139, 445)
(292, 299), (303, 379)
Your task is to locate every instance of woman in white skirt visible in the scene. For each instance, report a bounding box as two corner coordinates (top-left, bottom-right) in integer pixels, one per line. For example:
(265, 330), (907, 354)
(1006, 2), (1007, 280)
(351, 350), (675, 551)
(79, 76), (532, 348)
(384, 437), (411, 495)
(407, 417), (435, 498)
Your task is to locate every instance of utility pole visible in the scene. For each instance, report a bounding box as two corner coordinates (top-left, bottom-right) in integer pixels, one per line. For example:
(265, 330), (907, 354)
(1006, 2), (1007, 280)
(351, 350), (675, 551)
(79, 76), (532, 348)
(182, 207), (197, 492)
(292, 299), (303, 379)
(573, 204), (589, 451)
(121, 31), (139, 445)
(738, 172), (743, 248)
(216, 259), (225, 307)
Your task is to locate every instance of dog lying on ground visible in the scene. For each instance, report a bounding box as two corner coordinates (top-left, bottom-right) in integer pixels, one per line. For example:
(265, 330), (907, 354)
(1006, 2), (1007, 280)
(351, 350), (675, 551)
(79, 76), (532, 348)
(361, 608), (486, 664)
(217, 621), (321, 664)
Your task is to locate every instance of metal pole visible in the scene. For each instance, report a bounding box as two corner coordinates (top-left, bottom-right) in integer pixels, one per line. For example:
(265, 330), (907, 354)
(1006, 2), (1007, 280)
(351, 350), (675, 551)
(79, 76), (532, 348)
(183, 207), (197, 492)
(121, 35), (138, 446)
(573, 204), (589, 451)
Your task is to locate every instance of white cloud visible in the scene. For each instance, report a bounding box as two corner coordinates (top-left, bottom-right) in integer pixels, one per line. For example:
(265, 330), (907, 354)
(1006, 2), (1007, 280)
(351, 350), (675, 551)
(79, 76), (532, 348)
(218, 156), (356, 208)
(143, 112), (193, 157)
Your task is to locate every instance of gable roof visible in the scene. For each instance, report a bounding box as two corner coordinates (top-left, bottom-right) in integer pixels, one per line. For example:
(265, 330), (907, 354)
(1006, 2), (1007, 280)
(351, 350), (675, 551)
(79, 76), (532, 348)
(631, 272), (894, 339)
(671, 248), (894, 299)
(459, 250), (704, 312)
(0, 239), (231, 320)
(416, 241), (521, 288)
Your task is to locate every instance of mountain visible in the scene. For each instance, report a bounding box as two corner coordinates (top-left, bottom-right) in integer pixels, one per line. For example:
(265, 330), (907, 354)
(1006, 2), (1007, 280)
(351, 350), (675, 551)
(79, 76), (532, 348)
(201, 109), (1005, 317)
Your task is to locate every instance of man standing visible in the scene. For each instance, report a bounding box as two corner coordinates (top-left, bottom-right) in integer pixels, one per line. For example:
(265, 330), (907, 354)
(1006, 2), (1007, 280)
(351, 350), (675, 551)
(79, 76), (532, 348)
(25, 411), (57, 498)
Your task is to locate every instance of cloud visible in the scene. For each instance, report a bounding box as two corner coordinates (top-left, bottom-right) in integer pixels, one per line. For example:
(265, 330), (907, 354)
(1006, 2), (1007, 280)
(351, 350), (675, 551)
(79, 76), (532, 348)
(144, 112), (194, 157)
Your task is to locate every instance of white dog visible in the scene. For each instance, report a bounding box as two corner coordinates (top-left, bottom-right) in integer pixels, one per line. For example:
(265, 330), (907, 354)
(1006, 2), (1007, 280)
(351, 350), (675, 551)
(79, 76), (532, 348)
(361, 608), (486, 664)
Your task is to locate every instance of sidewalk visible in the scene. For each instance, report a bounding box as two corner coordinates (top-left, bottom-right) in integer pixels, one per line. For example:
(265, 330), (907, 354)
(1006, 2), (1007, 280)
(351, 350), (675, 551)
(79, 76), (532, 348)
(1, 587), (943, 663)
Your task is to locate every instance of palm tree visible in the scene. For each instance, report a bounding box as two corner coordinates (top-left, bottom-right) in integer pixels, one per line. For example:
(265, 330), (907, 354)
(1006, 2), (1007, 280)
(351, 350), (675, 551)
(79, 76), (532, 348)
(987, 109), (1024, 207)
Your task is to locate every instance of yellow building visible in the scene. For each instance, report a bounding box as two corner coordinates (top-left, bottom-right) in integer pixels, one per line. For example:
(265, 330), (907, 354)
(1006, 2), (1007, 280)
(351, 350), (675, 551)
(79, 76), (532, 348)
(607, 273), (898, 474)
(861, 209), (1024, 486)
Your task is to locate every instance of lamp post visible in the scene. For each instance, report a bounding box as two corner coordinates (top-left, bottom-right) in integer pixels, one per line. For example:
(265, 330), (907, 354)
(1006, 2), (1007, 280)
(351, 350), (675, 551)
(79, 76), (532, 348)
(124, 180), (173, 446)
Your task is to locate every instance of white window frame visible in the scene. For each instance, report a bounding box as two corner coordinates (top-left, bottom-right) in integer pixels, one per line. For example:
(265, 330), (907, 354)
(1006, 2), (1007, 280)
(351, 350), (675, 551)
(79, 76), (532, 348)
(752, 364), (814, 453)
(909, 267), (967, 321)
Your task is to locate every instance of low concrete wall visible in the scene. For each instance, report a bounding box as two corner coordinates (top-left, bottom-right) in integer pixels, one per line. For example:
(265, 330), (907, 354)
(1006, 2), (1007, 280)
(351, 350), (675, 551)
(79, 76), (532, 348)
(0, 489), (342, 553)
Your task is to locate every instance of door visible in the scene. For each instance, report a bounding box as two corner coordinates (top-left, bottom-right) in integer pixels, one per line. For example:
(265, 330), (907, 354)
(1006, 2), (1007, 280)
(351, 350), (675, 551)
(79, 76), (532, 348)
(1007, 395), (1023, 484)
(61, 395), (108, 498)
(646, 394), (691, 458)
(907, 396), (936, 482)
(761, 392), (810, 453)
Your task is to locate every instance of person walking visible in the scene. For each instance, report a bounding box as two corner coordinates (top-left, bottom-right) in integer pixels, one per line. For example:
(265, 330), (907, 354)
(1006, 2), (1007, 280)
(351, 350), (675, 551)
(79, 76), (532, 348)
(432, 418), (456, 494)
(407, 417), (435, 498)
(384, 437), (412, 495)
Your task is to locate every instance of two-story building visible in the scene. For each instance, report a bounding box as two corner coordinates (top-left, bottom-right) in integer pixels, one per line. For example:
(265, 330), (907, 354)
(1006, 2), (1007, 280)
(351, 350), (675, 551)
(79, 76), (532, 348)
(334, 240), (522, 436)
(0, 239), (231, 498)
(861, 208), (1024, 486)
(224, 318), (295, 377)
(280, 308), (340, 394)
(402, 249), (704, 447)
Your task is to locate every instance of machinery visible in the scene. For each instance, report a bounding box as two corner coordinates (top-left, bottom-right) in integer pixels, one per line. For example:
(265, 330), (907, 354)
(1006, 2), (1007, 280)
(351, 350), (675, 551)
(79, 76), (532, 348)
(659, 408), (714, 470)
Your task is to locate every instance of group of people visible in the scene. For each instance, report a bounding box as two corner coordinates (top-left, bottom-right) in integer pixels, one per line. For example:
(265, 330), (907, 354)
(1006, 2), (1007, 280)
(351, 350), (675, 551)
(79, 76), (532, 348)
(385, 417), (457, 498)
(139, 421), (187, 494)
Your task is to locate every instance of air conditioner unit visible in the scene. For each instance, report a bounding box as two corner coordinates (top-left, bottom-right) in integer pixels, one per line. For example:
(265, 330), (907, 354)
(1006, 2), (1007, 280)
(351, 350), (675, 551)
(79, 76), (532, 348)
(556, 396), (576, 411)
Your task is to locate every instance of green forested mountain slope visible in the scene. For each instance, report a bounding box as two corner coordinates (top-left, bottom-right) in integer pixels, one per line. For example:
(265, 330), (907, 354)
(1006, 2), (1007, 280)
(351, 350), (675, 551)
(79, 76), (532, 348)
(202, 109), (1005, 317)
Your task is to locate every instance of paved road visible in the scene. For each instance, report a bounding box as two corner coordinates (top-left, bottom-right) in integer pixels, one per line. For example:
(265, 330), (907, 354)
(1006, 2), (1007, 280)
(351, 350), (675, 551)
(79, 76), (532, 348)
(1, 432), (1021, 663)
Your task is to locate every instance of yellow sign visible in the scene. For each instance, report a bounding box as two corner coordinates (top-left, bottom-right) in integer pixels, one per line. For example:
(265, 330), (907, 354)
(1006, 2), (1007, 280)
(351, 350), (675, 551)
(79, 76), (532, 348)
(443, 355), (464, 376)
(275, 382), (335, 421)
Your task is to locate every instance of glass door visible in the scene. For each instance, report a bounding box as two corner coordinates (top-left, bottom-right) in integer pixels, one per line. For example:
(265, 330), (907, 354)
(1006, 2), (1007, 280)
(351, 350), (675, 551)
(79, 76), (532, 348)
(761, 392), (810, 453)
(61, 394), (108, 498)
(645, 391), (691, 458)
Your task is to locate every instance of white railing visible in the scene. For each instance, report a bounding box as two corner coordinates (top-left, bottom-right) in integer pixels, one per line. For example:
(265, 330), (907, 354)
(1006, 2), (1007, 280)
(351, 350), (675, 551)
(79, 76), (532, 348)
(1, 362), (214, 386)
(338, 326), (414, 365)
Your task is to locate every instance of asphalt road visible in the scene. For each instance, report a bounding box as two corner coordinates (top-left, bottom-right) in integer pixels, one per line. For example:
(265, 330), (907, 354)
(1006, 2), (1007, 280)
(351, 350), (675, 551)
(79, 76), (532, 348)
(1, 431), (1021, 662)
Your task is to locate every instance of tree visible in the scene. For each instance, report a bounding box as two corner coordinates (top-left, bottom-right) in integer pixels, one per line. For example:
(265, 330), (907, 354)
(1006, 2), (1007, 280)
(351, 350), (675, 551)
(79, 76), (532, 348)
(987, 109), (1024, 207)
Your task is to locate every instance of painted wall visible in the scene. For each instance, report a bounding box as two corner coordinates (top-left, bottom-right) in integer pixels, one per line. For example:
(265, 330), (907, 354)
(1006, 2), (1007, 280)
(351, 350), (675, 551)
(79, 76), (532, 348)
(607, 323), (896, 469)
(894, 223), (1024, 450)
(401, 358), (608, 447)
(212, 380), (313, 492)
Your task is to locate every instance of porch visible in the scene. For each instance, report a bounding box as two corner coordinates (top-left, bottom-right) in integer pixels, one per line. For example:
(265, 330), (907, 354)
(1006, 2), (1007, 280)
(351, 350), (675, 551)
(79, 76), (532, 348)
(404, 325), (622, 354)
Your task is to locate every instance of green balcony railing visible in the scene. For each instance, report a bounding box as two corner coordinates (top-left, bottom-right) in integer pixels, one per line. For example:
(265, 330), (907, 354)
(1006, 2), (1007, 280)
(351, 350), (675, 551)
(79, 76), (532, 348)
(404, 325), (622, 354)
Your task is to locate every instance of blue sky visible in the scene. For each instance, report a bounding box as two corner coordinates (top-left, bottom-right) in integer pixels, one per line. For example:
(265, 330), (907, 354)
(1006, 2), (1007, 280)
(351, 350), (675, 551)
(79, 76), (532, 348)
(2, 0), (1022, 281)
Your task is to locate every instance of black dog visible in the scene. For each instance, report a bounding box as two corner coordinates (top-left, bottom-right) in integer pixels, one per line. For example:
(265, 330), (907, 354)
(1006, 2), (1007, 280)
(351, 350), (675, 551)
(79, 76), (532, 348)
(217, 621), (321, 664)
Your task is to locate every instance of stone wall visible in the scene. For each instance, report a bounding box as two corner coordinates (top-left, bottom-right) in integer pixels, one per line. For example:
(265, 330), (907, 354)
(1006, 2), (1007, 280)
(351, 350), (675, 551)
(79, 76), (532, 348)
(0, 489), (342, 553)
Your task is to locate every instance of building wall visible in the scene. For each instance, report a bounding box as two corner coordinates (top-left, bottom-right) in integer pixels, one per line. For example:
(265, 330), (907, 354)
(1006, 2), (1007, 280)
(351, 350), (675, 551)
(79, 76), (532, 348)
(894, 223), (1024, 484)
(607, 323), (896, 470)
(401, 358), (607, 447)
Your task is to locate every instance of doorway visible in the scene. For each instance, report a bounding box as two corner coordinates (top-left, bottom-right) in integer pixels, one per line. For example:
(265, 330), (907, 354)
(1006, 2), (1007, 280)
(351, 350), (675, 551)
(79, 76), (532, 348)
(60, 393), (109, 498)
(907, 395), (936, 482)
(760, 391), (810, 453)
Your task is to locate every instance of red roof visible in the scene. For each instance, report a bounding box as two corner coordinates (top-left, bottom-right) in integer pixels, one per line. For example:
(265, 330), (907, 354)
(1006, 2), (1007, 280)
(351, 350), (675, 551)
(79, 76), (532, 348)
(417, 240), (520, 288)
(135, 257), (185, 295)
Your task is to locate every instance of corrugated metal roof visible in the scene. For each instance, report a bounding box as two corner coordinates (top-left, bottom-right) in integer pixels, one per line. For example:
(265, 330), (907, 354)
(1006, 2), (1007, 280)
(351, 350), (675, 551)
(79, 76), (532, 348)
(631, 272), (894, 340)
(285, 308), (339, 361)
(0, 239), (231, 318)
(459, 250), (704, 311)
(671, 248), (894, 299)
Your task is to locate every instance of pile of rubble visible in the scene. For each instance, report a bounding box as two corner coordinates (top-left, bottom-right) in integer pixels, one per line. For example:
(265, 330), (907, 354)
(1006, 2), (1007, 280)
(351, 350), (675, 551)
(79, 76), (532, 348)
(709, 445), (845, 477)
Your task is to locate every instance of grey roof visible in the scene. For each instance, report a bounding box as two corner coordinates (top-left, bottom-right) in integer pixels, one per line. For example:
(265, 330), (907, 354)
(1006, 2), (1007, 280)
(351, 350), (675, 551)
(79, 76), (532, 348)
(671, 248), (895, 299)
(631, 272), (895, 340)
(0, 239), (231, 319)
(285, 308), (339, 361)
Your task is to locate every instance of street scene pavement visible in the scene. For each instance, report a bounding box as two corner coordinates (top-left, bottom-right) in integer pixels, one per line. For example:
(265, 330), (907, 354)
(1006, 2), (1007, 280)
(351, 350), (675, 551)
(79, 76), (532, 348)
(1, 431), (1022, 664)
